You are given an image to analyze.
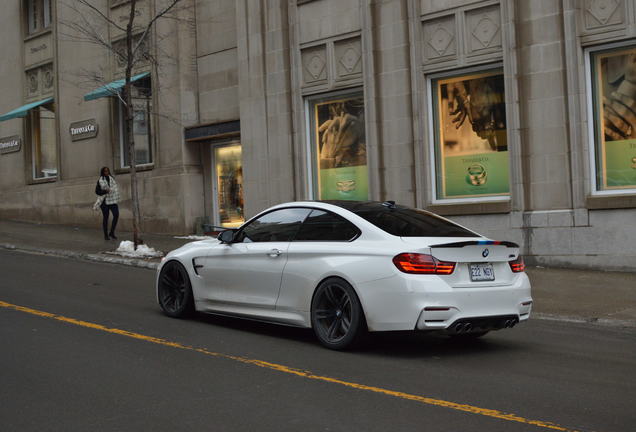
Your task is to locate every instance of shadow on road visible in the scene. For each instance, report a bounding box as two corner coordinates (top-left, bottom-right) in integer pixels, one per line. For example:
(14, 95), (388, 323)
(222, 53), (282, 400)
(182, 310), (524, 358)
(358, 331), (522, 359)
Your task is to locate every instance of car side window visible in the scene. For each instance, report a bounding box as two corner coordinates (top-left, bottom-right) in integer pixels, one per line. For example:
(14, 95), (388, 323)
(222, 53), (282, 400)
(236, 208), (311, 243)
(294, 209), (360, 242)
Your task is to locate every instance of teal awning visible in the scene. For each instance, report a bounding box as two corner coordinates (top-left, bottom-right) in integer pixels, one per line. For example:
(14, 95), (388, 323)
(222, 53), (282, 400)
(84, 72), (150, 101)
(0, 97), (54, 122)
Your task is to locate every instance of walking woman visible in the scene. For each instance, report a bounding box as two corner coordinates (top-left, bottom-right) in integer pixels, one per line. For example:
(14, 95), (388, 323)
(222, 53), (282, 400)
(98, 167), (120, 240)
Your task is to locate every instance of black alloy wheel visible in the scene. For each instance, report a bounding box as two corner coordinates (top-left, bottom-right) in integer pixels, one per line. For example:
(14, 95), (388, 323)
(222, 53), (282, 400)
(311, 277), (365, 350)
(158, 260), (194, 318)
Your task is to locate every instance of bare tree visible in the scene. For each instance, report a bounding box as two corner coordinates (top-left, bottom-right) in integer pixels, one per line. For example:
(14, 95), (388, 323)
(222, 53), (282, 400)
(60, 0), (187, 248)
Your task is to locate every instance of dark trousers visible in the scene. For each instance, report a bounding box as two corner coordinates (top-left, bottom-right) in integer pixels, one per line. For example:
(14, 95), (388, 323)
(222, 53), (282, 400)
(101, 203), (119, 236)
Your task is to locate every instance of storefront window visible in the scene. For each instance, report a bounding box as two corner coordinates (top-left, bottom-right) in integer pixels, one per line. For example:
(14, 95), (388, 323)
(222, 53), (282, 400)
(43, 0), (51, 28)
(432, 70), (509, 200)
(591, 46), (636, 192)
(309, 93), (368, 200)
(29, 103), (57, 179)
(214, 144), (244, 228)
(119, 81), (152, 167)
(26, 0), (51, 35)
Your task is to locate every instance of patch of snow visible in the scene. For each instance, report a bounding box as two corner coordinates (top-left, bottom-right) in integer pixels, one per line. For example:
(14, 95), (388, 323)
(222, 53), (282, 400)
(115, 240), (164, 258)
(174, 235), (214, 240)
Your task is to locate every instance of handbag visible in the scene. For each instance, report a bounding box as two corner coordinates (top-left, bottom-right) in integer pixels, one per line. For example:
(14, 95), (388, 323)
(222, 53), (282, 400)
(95, 179), (107, 196)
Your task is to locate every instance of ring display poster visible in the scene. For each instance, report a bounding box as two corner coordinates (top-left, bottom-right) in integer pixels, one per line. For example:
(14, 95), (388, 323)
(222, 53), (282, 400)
(433, 70), (510, 199)
(592, 47), (636, 191)
(312, 94), (368, 200)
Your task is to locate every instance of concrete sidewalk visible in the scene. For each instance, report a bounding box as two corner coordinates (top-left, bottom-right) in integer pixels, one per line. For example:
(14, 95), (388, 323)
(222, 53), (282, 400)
(0, 219), (192, 269)
(1, 218), (635, 327)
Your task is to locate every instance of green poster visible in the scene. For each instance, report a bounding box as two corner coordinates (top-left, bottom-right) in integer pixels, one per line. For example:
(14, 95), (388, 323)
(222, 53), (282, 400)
(441, 151), (510, 198)
(313, 94), (367, 201)
(603, 140), (636, 188)
(434, 71), (510, 200)
(594, 47), (636, 191)
(319, 166), (369, 200)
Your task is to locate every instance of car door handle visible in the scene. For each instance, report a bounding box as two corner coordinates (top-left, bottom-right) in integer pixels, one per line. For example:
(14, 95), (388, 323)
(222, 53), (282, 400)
(267, 248), (282, 257)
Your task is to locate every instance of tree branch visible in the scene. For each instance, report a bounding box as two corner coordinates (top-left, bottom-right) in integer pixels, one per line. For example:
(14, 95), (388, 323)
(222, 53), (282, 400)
(132, 0), (182, 59)
(63, 0), (127, 33)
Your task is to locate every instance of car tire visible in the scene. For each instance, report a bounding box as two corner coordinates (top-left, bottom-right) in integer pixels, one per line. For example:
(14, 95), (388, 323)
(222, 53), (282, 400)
(158, 260), (194, 318)
(311, 277), (366, 350)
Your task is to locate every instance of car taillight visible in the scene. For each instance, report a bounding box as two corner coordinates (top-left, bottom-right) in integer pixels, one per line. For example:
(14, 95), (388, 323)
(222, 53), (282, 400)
(509, 255), (525, 273)
(392, 253), (456, 275)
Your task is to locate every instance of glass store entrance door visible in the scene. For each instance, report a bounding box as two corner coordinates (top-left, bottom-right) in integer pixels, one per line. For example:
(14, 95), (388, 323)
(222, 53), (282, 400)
(213, 143), (244, 228)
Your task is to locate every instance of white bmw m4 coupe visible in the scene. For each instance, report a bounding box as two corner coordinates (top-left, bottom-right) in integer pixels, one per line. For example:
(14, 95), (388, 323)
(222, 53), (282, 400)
(157, 201), (532, 349)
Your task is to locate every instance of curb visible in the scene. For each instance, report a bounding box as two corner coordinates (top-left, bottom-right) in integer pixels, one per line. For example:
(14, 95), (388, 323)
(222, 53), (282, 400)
(532, 313), (636, 329)
(0, 242), (159, 270)
(2, 242), (636, 330)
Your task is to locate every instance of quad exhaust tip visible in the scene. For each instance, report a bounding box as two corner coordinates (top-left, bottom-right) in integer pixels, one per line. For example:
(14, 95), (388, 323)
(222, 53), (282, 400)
(502, 319), (518, 328)
(453, 317), (518, 333)
(454, 322), (473, 333)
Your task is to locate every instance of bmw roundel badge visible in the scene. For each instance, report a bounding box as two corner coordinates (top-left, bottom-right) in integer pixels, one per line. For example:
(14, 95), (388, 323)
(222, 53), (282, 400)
(482, 248), (489, 258)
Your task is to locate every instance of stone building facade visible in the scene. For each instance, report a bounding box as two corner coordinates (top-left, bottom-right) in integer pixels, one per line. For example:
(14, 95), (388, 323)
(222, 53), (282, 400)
(1, 0), (635, 271)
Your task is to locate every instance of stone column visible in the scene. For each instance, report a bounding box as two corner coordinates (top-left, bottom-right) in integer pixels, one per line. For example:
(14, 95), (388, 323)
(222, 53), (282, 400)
(237, 0), (296, 218)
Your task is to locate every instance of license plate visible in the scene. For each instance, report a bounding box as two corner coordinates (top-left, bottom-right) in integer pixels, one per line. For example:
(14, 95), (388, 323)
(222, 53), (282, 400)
(469, 263), (495, 281)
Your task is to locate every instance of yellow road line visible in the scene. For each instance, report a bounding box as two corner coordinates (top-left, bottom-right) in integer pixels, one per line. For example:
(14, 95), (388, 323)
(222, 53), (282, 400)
(1, 300), (580, 432)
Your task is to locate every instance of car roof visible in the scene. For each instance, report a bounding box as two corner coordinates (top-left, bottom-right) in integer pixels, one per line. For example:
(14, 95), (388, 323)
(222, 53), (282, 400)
(320, 200), (402, 212)
(247, 200), (482, 241)
(272, 200), (399, 212)
(265, 200), (480, 238)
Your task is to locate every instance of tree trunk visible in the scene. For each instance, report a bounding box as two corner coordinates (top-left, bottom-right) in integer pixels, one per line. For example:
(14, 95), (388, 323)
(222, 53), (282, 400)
(64, 0), (187, 249)
(125, 0), (142, 249)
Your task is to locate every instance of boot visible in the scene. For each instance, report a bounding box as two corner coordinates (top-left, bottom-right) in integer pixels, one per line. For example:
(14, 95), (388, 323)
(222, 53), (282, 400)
(109, 232), (118, 240)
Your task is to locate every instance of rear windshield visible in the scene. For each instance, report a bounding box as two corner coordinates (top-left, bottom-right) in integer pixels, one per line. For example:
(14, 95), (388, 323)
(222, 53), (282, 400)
(330, 202), (476, 237)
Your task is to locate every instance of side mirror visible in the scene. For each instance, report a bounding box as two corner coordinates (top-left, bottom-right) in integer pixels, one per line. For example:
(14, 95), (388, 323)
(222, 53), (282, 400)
(218, 229), (237, 244)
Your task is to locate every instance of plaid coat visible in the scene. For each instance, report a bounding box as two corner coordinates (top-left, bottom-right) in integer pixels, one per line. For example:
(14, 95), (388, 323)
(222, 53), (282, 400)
(98, 176), (120, 205)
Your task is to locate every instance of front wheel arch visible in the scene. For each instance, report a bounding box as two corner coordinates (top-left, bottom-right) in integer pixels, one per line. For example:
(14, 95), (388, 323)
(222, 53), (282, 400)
(157, 259), (195, 318)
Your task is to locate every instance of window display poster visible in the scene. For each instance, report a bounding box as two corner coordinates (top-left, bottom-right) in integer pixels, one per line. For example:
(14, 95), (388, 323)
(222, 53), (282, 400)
(215, 144), (244, 228)
(435, 71), (510, 199)
(313, 95), (368, 200)
(594, 47), (636, 190)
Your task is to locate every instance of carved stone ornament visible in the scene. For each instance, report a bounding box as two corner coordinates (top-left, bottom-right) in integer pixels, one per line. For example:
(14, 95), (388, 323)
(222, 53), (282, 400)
(42, 65), (54, 90)
(429, 25), (454, 56)
(27, 70), (39, 95)
(464, 5), (502, 55)
(113, 39), (127, 68)
(334, 38), (362, 79)
(472, 15), (500, 48)
(587, 0), (619, 25)
(136, 37), (150, 64)
(339, 46), (361, 74)
(112, 35), (150, 69)
(422, 14), (457, 62)
(306, 54), (326, 79)
(301, 45), (327, 85)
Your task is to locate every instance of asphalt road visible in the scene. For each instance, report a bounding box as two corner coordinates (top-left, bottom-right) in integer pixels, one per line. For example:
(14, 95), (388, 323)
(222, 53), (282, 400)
(1, 249), (634, 432)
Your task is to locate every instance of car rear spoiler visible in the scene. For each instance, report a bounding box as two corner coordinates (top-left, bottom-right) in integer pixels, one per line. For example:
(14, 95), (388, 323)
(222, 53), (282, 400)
(431, 240), (519, 248)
